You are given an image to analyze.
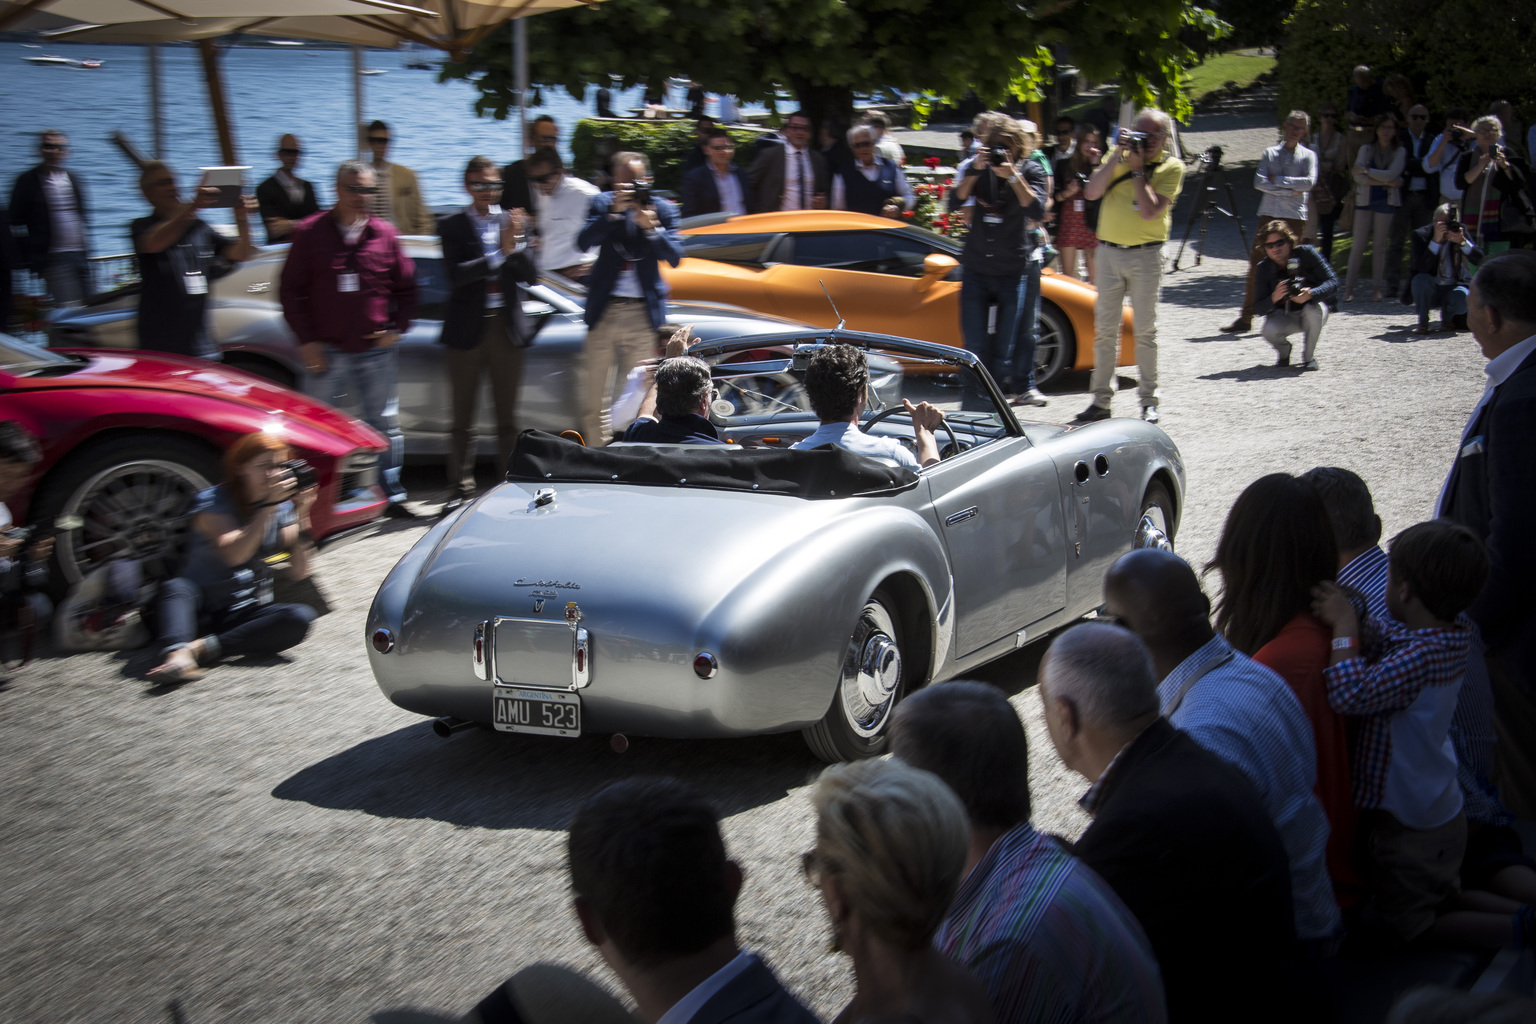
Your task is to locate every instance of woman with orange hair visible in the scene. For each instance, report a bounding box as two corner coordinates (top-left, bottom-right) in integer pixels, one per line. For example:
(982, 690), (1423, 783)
(148, 432), (318, 684)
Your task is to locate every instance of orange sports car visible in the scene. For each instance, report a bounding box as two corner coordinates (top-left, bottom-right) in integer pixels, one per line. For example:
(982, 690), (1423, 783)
(661, 211), (1135, 387)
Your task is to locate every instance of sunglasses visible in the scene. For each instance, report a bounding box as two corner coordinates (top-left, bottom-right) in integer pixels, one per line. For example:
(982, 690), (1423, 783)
(41, 143), (68, 151)
(1264, 239), (1289, 249)
(367, 136), (390, 145)
(468, 181), (503, 192)
(708, 144), (734, 151)
(785, 122), (811, 132)
(278, 147), (302, 156)
(535, 135), (558, 145)
(346, 184), (380, 195)
(851, 141), (874, 148)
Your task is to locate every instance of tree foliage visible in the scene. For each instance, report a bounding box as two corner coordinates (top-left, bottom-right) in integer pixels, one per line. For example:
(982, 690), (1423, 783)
(442, 0), (1229, 129)
(1277, 0), (1536, 126)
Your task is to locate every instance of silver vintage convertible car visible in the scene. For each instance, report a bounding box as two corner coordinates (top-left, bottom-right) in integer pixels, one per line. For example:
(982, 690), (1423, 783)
(366, 332), (1184, 761)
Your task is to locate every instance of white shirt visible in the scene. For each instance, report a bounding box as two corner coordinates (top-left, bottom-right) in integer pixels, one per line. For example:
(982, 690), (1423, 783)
(875, 134), (905, 164)
(781, 145), (815, 211)
(1424, 133), (1466, 201)
(710, 165), (746, 216)
(790, 420), (919, 470)
(1438, 331), (1536, 515)
(43, 169), (83, 252)
(830, 158), (916, 212)
(656, 951), (754, 1024)
(464, 203), (510, 307)
(531, 174), (599, 271)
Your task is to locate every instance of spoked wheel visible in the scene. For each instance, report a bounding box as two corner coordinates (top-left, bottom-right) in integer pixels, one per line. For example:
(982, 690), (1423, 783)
(1135, 481), (1177, 552)
(1033, 302), (1075, 389)
(32, 435), (219, 589)
(803, 589), (907, 762)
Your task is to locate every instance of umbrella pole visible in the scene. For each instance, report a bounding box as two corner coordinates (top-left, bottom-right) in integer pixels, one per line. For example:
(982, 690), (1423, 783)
(148, 44), (164, 159)
(198, 38), (238, 166)
(353, 45), (365, 158)
(514, 17), (528, 158)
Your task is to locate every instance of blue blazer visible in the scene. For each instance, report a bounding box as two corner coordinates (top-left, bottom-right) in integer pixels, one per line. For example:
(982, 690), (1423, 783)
(575, 192), (684, 329)
(682, 165), (748, 219)
(691, 954), (821, 1024)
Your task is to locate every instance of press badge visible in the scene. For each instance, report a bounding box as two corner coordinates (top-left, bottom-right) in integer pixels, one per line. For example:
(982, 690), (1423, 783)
(338, 272), (360, 293)
(983, 214), (1004, 225)
(183, 271), (207, 295)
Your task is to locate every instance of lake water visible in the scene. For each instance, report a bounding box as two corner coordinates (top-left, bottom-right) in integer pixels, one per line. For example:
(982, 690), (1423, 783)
(1, 42), (754, 254)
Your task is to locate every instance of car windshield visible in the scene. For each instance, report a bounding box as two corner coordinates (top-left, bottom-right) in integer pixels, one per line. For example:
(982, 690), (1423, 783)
(701, 341), (1010, 449)
(0, 333), (81, 375)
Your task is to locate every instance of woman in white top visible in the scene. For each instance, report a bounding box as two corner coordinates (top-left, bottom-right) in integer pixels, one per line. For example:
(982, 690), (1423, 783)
(1346, 114), (1406, 302)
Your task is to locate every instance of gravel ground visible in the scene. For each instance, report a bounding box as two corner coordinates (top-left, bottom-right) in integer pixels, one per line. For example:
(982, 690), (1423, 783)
(0, 97), (1492, 1023)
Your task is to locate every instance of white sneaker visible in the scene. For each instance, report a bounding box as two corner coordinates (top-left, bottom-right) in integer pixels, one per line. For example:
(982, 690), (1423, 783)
(1012, 389), (1049, 407)
(1141, 405), (1161, 424)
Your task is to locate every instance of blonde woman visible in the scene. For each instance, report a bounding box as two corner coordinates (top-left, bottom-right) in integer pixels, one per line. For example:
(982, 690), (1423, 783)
(1346, 114), (1406, 301)
(806, 758), (996, 1024)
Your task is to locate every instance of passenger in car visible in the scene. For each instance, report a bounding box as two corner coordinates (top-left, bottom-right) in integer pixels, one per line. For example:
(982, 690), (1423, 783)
(790, 344), (945, 468)
(623, 353), (727, 445)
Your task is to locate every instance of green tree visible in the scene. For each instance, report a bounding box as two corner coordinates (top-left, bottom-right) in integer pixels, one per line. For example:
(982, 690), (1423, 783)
(1277, 0), (1536, 128)
(442, 0), (1228, 130)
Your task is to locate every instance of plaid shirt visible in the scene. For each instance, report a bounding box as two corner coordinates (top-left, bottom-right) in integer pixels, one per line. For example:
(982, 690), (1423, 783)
(1158, 634), (1340, 941)
(1324, 620), (1471, 815)
(935, 823), (1167, 1024)
(1338, 548), (1509, 826)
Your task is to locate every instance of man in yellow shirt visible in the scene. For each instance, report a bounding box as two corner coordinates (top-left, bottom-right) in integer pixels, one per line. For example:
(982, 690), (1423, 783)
(1073, 109), (1184, 425)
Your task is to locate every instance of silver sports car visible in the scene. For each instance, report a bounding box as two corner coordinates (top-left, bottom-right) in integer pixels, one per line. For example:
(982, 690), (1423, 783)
(48, 238), (811, 455)
(367, 332), (1184, 761)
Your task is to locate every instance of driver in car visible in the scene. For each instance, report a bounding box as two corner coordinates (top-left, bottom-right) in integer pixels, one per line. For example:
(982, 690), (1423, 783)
(791, 343), (946, 469)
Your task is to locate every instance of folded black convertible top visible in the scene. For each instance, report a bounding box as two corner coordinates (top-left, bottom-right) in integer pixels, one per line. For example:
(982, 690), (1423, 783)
(508, 430), (920, 499)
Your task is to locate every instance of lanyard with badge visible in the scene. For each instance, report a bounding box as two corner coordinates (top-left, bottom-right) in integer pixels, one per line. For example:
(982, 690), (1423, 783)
(337, 224), (364, 293)
(174, 225), (210, 295)
(480, 206), (505, 309)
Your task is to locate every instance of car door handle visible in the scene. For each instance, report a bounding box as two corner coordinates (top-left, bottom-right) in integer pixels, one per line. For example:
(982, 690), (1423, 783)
(945, 506), (980, 527)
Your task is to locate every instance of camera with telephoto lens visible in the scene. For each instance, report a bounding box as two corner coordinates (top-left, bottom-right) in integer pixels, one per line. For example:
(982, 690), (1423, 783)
(282, 459), (317, 492)
(1284, 257), (1305, 301)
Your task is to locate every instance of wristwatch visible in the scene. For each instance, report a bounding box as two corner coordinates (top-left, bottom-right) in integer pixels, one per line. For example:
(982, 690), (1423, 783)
(1131, 170), (1145, 179)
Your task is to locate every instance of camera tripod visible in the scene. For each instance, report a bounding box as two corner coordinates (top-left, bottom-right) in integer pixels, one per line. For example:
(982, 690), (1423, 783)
(1169, 145), (1250, 272)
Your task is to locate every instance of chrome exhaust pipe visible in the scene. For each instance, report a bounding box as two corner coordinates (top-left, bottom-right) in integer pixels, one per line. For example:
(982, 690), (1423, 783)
(432, 716), (475, 738)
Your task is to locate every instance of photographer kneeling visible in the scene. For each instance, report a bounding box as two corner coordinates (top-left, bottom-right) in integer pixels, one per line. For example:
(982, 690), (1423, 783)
(1410, 205), (1483, 334)
(1254, 220), (1338, 371)
(148, 433), (319, 684)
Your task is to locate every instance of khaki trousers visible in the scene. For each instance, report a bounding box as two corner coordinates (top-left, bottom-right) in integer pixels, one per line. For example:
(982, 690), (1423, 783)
(1239, 217), (1309, 320)
(1089, 242), (1164, 408)
(447, 316), (523, 498)
(580, 299), (654, 446)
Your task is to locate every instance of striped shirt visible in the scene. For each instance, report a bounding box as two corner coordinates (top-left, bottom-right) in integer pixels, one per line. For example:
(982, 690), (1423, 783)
(1338, 547), (1509, 826)
(934, 823), (1167, 1024)
(1158, 634), (1341, 942)
(1324, 621), (1470, 827)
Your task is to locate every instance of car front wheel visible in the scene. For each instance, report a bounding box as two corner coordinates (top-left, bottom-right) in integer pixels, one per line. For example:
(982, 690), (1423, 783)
(803, 589), (907, 762)
(31, 435), (220, 589)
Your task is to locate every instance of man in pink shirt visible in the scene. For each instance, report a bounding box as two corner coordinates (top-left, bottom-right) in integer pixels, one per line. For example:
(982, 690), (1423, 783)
(280, 160), (416, 512)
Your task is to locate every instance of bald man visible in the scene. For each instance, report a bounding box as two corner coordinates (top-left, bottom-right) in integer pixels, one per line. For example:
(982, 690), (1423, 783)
(1039, 621), (1297, 1022)
(256, 134), (319, 244)
(1103, 549), (1341, 950)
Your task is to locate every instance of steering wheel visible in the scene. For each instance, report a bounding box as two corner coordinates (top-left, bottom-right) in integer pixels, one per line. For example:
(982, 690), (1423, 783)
(863, 404), (961, 460)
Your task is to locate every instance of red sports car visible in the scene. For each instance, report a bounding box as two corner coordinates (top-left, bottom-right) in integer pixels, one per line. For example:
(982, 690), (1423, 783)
(0, 332), (387, 587)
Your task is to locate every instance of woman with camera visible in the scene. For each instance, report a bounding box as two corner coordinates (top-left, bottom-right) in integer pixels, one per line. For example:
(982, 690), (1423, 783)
(147, 432), (319, 684)
(1345, 114), (1406, 302)
(1458, 116), (1534, 250)
(1253, 220), (1338, 370)
(952, 117), (1049, 405)
(1054, 127), (1103, 282)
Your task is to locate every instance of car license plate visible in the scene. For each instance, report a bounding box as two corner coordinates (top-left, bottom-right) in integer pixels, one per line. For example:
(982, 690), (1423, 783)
(492, 686), (581, 737)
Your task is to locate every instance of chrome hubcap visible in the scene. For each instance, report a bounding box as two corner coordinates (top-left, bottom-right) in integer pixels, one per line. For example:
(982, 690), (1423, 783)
(839, 601), (902, 738)
(1135, 503), (1173, 551)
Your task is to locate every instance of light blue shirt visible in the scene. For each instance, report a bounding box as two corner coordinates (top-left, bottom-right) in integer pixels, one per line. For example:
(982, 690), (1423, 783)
(791, 420), (919, 469)
(1159, 634), (1341, 941)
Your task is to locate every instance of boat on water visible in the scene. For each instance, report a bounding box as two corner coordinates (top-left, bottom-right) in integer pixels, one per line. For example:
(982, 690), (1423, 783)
(80, 58), (104, 69)
(360, 68), (388, 75)
(24, 54), (79, 66)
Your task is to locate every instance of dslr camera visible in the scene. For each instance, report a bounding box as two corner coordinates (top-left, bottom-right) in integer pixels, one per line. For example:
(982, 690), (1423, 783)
(1284, 257), (1306, 302)
(987, 144), (1010, 166)
(620, 180), (652, 208)
(1445, 219), (1464, 235)
(282, 458), (317, 492)
(1, 525), (33, 545)
(1119, 129), (1148, 151)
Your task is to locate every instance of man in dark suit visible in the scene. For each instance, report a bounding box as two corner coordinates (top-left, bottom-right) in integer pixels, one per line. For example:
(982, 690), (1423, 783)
(1410, 205), (1484, 333)
(1439, 250), (1536, 817)
(574, 151), (683, 445)
(500, 115), (559, 217)
(746, 111), (829, 214)
(1039, 621), (1297, 1022)
(681, 117), (716, 175)
(437, 156), (537, 510)
(8, 129), (90, 306)
(681, 129), (747, 219)
(255, 134), (319, 244)
(563, 777), (820, 1024)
